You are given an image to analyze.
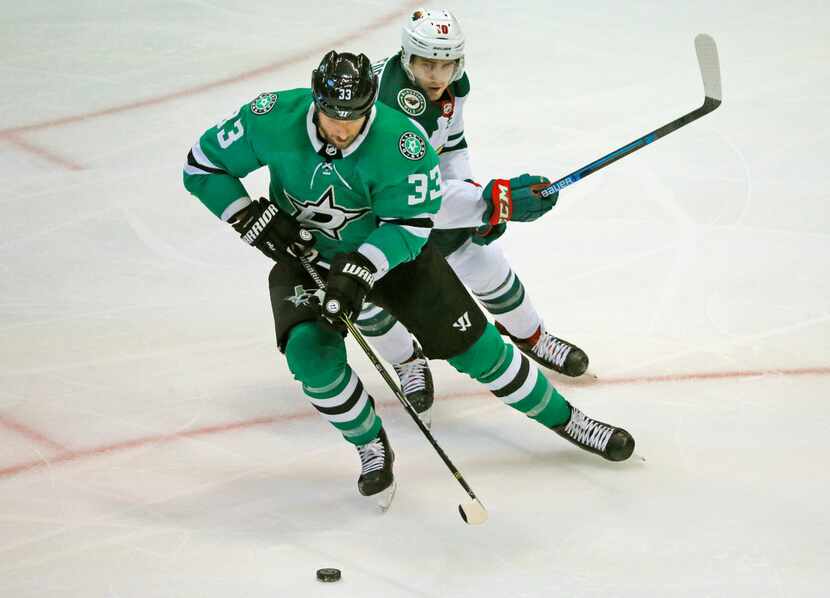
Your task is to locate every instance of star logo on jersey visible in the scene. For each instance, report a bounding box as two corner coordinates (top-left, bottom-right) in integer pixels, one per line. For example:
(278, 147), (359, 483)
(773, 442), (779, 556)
(283, 185), (369, 241)
(250, 92), (278, 115)
(284, 285), (321, 308)
(399, 132), (426, 161)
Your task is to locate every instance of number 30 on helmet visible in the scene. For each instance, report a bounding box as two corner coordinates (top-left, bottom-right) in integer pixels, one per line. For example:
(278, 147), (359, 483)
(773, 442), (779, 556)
(400, 8), (466, 84)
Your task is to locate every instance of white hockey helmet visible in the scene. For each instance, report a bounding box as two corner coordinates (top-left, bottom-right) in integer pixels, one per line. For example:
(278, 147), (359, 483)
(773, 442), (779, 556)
(401, 8), (466, 84)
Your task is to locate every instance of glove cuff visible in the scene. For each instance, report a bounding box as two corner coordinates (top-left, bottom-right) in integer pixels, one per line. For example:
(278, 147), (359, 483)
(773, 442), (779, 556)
(487, 179), (513, 225)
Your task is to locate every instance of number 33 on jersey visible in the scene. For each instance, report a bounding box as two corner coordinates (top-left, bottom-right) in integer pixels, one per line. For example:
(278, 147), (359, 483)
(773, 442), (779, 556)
(183, 88), (442, 274)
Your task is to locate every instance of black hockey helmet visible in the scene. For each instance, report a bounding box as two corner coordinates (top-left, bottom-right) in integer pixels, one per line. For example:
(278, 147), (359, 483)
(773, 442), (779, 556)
(311, 50), (378, 120)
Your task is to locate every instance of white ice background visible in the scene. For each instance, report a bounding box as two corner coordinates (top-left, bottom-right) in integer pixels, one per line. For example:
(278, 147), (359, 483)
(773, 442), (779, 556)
(1, 1), (829, 596)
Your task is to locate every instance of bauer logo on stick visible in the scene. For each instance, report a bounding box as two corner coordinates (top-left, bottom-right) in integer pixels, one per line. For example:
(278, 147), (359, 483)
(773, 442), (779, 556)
(398, 132), (426, 160)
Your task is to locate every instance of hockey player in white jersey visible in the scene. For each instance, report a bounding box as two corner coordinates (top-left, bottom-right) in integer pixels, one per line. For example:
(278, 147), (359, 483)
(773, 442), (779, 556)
(359, 8), (590, 425)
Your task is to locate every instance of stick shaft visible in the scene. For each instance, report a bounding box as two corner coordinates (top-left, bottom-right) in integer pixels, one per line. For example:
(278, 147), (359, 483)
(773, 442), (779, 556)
(297, 256), (483, 503)
(540, 34), (722, 198)
(540, 97), (720, 198)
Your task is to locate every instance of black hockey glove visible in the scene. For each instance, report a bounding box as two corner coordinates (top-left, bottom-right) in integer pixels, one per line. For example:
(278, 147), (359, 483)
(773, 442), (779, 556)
(320, 252), (376, 331)
(482, 174), (556, 224)
(230, 198), (315, 261)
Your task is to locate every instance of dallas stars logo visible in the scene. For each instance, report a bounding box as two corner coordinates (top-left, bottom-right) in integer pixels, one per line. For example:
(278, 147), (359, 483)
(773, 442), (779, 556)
(399, 131), (426, 160)
(250, 92), (277, 115)
(284, 285), (321, 308)
(283, 185), (369, 241)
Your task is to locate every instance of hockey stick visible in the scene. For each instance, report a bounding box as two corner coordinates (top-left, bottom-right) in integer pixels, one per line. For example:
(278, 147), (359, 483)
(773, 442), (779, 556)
(297, 255), (488, 526)
(538, 33), (722, 199)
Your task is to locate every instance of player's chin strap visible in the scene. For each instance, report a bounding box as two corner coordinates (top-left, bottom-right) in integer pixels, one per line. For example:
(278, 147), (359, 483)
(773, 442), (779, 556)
(295, 254), (488, 525)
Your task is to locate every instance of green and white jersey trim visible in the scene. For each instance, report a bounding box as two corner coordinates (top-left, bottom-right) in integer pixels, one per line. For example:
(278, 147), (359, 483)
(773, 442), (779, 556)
(358, 242), (390, 277)
(304, 102), (378, 157)
(185, 141), (223, 176)
(221, 197), (252, 222)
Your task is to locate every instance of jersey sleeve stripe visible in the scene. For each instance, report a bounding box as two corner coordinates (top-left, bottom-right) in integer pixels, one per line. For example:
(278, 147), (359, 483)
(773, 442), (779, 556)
(358, 242), (390, 279)
(191, 142), (221, 170)
(187, 149), (226, 175)
(220, 197), (252, 222)
(377, 216), (434, 228)
(444, 133), (465, 149)
(394, 224), (432, 239)
(184, 163), (212, 176)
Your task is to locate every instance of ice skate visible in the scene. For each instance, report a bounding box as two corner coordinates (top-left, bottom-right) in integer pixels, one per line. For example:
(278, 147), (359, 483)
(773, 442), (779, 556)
(552, 403), (635, 461)
(392, 342), (434, 428)
(356, 427), (396, 510)
(497, 322), (589, 377)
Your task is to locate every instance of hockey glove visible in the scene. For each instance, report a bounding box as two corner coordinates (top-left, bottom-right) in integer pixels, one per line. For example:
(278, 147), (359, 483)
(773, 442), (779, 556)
(320, 252), (376, 331)
(231, 198), (315, 261)
(482, 174), (557, 224)
(472, 222), (507, 246)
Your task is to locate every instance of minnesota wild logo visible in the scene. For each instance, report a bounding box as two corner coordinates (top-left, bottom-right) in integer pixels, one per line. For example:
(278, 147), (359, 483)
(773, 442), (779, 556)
(397, 88), (426, 116)
(250, 92), (278, 115)
(398, 132), (426, 161)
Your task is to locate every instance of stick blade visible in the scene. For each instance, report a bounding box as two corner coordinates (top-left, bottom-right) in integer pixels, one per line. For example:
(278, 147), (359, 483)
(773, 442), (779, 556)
(695, 33), (722, 102)
(458, 499), (488, 525)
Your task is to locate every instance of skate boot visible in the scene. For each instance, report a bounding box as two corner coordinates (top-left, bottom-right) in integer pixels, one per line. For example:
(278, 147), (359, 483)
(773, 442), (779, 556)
(496, 322), (589, 377)
(392, 342), (434, 427)
(552, 403), (635, 462)
(356, 427), (396, 509)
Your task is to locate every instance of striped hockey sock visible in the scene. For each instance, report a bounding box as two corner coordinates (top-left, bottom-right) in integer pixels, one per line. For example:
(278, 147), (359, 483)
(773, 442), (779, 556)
(449, 324), (570, 427)
(473, 269), (526, 317)
(303, 366), (382, 446)
(285, 321), (382, 446)
(474, 269), (540, 340)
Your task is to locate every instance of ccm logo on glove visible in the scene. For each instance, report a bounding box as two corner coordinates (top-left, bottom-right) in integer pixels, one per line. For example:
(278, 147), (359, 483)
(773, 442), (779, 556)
(489, 179), (512, 225)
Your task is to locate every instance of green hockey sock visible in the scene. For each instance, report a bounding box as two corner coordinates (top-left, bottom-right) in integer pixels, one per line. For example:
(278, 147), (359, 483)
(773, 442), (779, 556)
(285, 322), (382, 445)
(449, 323), (571, 427)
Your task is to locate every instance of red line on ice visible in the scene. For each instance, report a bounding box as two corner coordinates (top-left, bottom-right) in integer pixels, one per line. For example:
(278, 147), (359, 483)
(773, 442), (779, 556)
(1, 365), (827, 481)
(0, 1), (420, 137)
(4, 133), (84, 171)
(0, 414), (68, 453)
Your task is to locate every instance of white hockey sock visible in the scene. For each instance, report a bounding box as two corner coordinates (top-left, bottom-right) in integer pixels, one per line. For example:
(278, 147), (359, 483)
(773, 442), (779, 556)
(492, 294), (542, 340)
(362, 320), (415, 365)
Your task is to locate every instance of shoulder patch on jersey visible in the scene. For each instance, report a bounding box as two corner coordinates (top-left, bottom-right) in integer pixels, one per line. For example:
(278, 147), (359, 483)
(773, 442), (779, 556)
(250, 92), (278, 115)
(396, 88), (427, 116)
(398, 131), (426, 161)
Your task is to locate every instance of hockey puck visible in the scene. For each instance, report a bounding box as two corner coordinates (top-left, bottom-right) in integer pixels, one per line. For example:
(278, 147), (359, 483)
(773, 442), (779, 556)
(316, 568), (341, 583)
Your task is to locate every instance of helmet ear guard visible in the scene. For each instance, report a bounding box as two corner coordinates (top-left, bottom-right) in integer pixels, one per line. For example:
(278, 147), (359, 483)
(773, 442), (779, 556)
(401, 8), (466, 84)
(311, 50), (379, 120)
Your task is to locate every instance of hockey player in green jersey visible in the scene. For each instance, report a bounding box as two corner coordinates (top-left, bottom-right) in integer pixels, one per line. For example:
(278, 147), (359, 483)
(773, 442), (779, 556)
(359, 8), (591, 424)
(183, 50), (634, 507)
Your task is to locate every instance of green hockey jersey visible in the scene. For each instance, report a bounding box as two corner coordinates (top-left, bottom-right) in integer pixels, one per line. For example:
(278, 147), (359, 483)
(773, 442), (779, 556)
(183, 88), (442, 275)
(373, 52), (470, 173)
(373, 53), (483, 256)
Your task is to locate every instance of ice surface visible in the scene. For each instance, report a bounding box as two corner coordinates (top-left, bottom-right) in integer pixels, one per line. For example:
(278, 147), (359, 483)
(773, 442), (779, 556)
(1, 1), (828, 596)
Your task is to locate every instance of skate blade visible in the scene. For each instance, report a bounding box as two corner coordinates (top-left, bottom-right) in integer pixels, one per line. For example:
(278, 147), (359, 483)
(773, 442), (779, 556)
(376, 480), (397, 512)
(543, 368), (599, 387)
(418, 407), (432, 430)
